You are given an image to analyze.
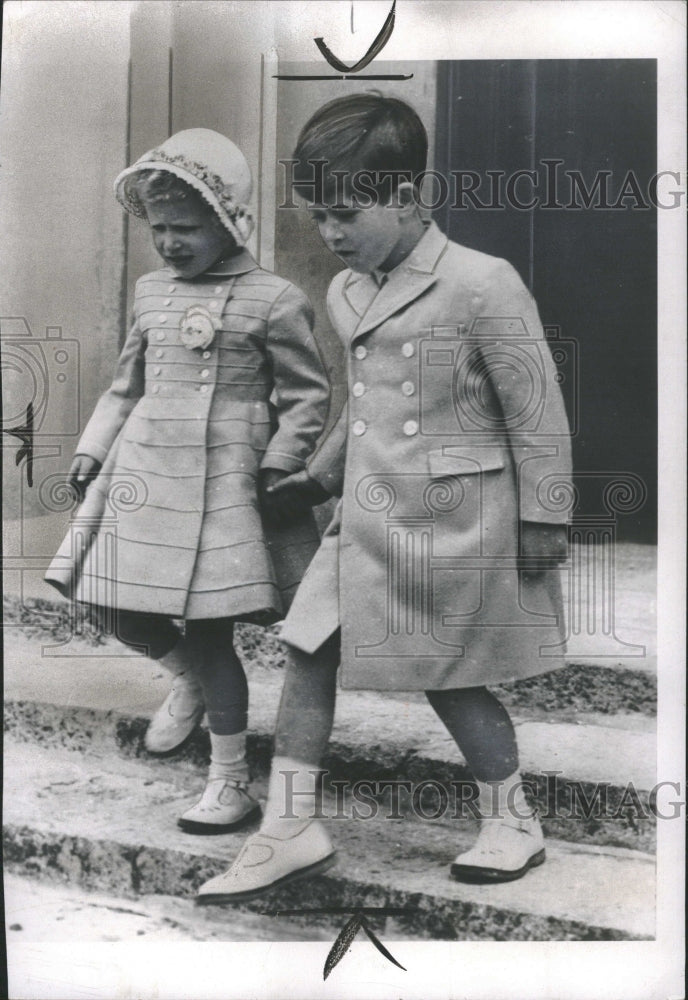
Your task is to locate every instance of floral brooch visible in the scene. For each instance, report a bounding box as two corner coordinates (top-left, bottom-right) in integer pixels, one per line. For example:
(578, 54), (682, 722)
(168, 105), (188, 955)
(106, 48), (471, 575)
(179, 305), (222, 351)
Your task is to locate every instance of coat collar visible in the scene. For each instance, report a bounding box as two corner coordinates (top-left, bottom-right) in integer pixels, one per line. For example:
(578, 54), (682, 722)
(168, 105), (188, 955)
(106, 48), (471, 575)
(165, 247), (259, 280)
(343, 221), (448, 341)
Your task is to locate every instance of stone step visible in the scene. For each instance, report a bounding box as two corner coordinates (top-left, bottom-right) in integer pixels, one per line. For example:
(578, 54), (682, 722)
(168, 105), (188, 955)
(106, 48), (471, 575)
(2, 736), (655, 941)
(3, 872), (335, 942)
(5, 695), (657, 854)
(3, 590), (657, 717)
(2, 532), (658, 684)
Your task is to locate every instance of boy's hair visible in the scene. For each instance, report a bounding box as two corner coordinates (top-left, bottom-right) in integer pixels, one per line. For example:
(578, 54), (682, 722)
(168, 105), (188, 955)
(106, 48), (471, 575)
(291, 94), (428, 206)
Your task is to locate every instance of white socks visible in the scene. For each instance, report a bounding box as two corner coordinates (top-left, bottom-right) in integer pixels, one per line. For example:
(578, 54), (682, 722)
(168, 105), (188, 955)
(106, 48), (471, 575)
(159, 637), (196, 678)
(475, 771), (534, 821)
(208, 731), (250, 785)
(261, 754), (322, 829)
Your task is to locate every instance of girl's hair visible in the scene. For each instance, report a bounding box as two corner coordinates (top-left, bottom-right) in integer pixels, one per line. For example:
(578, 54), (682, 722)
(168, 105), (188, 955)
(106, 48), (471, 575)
(123, 169), (233, 245)
(292, 94), (428, 205)
(124, 170), (212, 213)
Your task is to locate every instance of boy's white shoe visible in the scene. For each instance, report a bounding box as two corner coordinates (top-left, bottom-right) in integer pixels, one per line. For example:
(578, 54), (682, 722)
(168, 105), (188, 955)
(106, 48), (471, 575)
(178, 779), (261, 835)
(451, 811), (545, 883)
(196, 820), (336, 904)
(144, 672), (205, 754)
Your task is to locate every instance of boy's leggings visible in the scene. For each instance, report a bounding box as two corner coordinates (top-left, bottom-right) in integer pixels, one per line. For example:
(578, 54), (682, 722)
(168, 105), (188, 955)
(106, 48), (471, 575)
(89, 607), (248, 735)
(275, 630), (519, 782)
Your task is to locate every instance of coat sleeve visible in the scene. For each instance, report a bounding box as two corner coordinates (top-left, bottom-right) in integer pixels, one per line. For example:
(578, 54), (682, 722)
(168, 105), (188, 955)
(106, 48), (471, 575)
(303, 271), (350, 496)
(75, 308), (146, 464)
(261, 283), (331, 474)
(476, 260), (573, 524)
(306, 395), (348, 496)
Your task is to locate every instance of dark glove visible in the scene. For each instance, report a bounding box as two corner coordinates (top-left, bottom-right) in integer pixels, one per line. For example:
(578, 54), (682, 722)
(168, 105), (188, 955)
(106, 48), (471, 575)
(519, 521), (568, 579)
(67, 454), (102, 503)
(259, 467), (330, 527)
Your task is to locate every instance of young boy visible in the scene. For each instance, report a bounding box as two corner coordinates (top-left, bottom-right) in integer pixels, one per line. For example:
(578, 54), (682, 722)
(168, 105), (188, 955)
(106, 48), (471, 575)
(197, 95), (572, 902)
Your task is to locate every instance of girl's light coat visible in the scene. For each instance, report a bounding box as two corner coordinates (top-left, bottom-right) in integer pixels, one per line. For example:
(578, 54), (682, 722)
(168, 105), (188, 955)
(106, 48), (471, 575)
(47, 250), (330, 621)
(281, 222), (573, 690)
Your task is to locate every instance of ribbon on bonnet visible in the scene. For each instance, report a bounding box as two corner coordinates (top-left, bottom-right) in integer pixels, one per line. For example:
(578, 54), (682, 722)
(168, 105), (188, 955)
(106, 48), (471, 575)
(114, 128), (254, 247)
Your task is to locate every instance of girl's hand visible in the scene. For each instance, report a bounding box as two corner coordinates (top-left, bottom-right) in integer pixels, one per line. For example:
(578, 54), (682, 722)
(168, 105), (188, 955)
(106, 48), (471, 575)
(68, 454), (101, 502)
(259, 468), (330, 526)
(519, 521), (568, 579)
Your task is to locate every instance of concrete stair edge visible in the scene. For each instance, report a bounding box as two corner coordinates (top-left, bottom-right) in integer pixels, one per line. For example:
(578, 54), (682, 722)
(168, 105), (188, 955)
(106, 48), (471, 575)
(4, 697), (657, 855)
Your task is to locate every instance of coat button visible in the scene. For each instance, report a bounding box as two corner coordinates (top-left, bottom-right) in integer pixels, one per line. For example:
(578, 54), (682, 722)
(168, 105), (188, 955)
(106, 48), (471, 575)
(156, 332), (165, 341)
(156, 349), (164, 358)
(168, 284), (176, 293)
(354, 345), (368, 360)
(352, 381), (365, 397)
(164, 298), (172, 306)
(214, 285), (223, 295)
(153, 366), (162, 375)
(201, 369), (210, 378)
(159, 314), (167, 323)
(401, 381), (415, 396)
(151, 385), (160, 394)
(352, 419), (367, 436)
(200, 384), (209, 394)
(202, 350), (211, 359)
(403, 420), (418, 436)
(209, 300), (219, 310)
(401, 342), (414, 357)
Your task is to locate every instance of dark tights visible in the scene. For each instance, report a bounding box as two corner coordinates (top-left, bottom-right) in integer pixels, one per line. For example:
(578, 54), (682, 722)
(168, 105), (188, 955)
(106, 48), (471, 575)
(92, 608), (248, 735)
(275, 630), (518, 782)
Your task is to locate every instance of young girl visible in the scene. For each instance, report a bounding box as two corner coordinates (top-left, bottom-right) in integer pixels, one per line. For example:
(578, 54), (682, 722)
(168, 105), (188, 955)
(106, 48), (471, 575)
(46, 128), (330, 834)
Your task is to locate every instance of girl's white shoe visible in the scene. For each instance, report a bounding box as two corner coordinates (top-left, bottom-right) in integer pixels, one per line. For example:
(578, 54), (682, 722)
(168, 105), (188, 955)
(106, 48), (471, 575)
(451, 811), (545, 883)
(144, 673), (205, 754)
(178, 779), (261, 835)
(196, 819), (336, 903)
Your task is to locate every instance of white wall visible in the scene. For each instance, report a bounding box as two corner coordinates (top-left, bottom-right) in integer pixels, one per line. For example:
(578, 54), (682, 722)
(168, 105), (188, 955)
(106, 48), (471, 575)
(1, 2), (132, 526)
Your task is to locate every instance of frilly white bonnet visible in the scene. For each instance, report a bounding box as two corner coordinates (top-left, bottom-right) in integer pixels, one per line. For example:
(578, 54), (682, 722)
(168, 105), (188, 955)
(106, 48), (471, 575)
(114, 128), (254, 246)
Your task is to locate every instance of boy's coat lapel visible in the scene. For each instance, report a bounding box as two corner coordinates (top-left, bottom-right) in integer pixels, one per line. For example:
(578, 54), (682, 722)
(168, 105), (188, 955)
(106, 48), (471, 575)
(347, 222), (449, 343)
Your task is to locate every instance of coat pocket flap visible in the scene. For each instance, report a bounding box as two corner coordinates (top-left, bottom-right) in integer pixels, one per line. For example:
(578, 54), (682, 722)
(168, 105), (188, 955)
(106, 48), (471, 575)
(427, 446), (507, 477)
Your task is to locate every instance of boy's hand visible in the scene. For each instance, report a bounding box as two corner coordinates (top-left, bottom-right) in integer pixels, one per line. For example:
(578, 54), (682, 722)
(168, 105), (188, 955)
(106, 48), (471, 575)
(259, 468), (330, 526)
(519, 521), (568, 579)
(68, 454), (101, 502)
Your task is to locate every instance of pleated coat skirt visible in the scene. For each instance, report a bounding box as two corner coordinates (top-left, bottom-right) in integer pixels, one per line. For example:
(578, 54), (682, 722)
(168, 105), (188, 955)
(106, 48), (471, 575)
(46, 253), (330, 621)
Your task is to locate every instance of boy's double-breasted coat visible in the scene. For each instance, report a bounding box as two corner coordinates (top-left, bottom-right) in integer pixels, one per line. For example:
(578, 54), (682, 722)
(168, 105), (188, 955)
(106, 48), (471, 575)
(47, 250), (330, 621)
(281, 222), (573, 690)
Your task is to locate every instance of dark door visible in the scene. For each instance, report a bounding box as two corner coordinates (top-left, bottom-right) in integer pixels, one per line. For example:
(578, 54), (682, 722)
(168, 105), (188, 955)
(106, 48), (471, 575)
(434, 60), (657, 541)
